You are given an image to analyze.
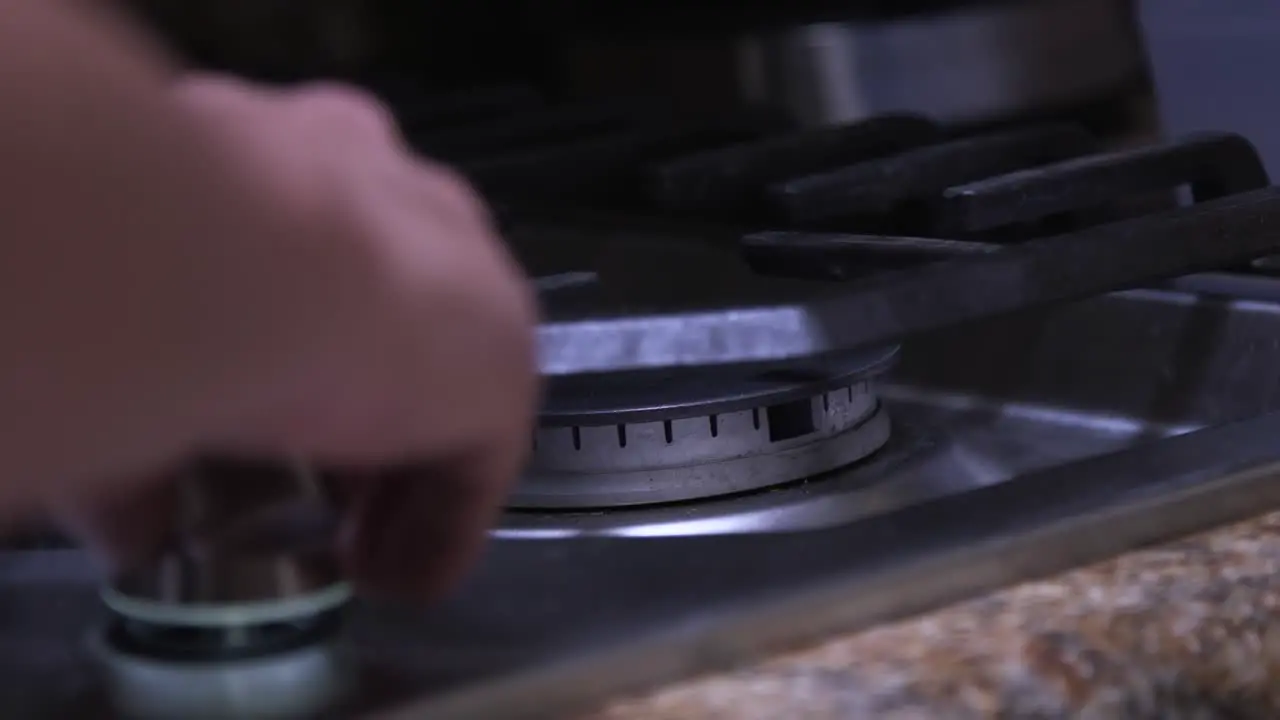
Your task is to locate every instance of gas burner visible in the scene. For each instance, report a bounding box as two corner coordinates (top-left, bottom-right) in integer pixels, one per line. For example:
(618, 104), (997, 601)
(498, 408), (1006, 538)
(510, 347), (897, 509)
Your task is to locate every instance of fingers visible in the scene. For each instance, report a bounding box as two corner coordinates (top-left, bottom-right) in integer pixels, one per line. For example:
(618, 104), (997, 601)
(153, 74), (538, 605)
(335, 446), (517, 602)
(53, 474), (177, 572)
(54, 449), (518, 604)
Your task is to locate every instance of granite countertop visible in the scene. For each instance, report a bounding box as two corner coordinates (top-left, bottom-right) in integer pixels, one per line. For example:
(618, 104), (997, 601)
(591, 511), (1280, 719)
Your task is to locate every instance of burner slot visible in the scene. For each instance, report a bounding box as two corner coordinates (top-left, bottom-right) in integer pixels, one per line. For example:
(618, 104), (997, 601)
(935, 132), (1270, 235)
(768, 123), (1097, 224)
(647, 114), (939, 216)
(765, 399), (816, 443)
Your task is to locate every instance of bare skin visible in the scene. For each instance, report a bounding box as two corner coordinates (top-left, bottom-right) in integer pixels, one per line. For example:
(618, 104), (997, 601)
(0, 1), (538, 600)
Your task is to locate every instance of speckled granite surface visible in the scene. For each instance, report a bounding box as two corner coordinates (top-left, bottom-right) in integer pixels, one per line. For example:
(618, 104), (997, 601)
(593, 511), (1280, 719)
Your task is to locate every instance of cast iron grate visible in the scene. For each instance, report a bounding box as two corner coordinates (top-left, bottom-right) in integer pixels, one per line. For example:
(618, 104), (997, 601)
(373, 87), (1280, 377)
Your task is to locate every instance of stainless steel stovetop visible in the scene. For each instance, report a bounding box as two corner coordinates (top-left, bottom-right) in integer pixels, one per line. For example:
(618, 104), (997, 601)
(12, 93), (1280, 718)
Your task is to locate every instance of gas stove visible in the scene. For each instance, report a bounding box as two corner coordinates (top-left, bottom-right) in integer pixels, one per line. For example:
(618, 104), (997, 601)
(12, 92), (1280, 719)
(450, 94), (1280, 540)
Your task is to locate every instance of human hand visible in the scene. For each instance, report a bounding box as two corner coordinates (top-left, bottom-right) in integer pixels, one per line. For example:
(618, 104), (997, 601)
(60, 75), (539, 601)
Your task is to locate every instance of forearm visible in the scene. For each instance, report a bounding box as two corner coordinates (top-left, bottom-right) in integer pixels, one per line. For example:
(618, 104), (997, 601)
(0, 2), (352, 510)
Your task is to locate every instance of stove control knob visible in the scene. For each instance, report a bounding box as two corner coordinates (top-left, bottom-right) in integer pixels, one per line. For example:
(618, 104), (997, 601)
(101, 455), (351, 631)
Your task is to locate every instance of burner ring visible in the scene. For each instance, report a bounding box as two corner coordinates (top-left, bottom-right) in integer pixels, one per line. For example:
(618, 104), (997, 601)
(516, 348), (898, 509)
(512, 381), (892, 509)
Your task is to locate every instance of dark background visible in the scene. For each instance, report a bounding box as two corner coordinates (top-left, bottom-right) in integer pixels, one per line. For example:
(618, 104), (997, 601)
(117, 0), (1020, 92)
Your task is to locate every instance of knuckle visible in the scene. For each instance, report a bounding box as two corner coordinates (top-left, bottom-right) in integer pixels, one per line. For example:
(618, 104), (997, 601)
(174, 73), (250, 99)
(291, 82), (400, 139)
(172, 74), (266, 116)
(421, 161), (492, 223)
